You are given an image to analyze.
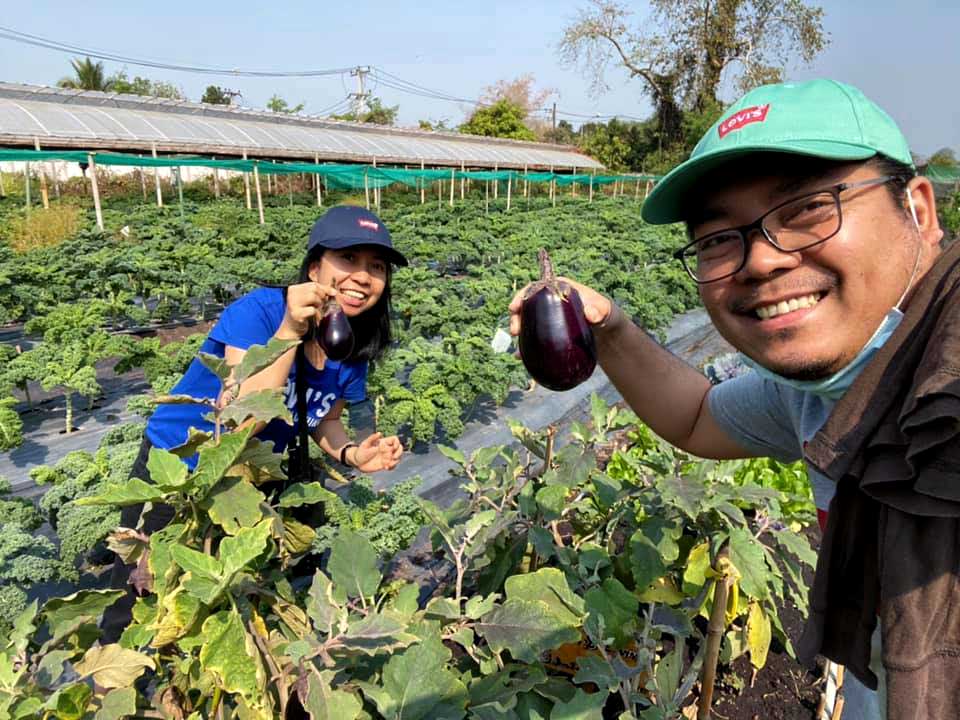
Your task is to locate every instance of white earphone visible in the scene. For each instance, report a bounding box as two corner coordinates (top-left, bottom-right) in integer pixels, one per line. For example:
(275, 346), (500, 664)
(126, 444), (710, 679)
(907, 186), (920, 231)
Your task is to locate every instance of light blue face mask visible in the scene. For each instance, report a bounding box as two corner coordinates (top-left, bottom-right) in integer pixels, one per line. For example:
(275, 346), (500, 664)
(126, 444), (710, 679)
(741, 307), (904, 399)
(740, 189), (923, 400)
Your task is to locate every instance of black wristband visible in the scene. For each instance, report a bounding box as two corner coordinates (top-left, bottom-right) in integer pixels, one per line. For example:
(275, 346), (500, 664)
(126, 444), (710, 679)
(339, 443), (358, 466)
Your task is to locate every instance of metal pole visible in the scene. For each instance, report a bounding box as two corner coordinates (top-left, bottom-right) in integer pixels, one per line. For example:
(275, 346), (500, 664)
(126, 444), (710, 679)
(151, 143), (163, 208)
(493, 163), (499, 199)
(243, 150), (252, 210)
(24, 162), (31, 215)
(589, 173), (594, 203)
(175, 167), (185, 220)
(51, 160), (60, 199)
(33, 138), (49, 209)
(364, 169), (370, 210)
(315, 153), (322, 207)
(212, 156), (220, 199)
(506, 173), (512, 211)
(88, 153), (104, 231)
(288, 172), (294, 207)
(460, 160), (465, 200)
(253, 163), (265, 225)
(139, 156), (147, 200)
(420, 159), (425, 204)
(449, 168), (455, 208)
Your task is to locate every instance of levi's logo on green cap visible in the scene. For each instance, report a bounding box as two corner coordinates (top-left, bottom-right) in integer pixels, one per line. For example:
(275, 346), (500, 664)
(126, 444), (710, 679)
(717, 104), (771, 139)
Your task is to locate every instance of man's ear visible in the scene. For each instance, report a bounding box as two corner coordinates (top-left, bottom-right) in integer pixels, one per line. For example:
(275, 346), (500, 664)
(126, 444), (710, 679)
(907, 177), (944, 249)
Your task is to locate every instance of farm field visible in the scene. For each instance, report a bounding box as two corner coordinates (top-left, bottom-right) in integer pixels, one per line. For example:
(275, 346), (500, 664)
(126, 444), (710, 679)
(0, 186), (821, 719)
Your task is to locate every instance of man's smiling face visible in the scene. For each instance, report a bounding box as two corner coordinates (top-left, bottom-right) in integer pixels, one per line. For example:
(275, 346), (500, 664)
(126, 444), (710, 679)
(689, 156), (934, 380)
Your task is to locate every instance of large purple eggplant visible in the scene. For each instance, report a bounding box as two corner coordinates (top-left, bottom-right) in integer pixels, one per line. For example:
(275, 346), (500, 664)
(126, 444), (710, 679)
(317, 288), (355, 361)
(519, 249), (597, 391)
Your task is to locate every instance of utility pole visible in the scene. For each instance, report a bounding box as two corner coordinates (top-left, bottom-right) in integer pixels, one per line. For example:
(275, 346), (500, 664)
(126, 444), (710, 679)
(349, 66), (371, 119)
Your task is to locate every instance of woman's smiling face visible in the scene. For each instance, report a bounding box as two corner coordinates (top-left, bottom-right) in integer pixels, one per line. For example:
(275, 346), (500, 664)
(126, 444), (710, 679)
(309, 246), (388, 317)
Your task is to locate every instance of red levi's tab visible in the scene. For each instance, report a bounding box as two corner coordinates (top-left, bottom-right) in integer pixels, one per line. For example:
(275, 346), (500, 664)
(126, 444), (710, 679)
(358, 219), (379, 231)
(717, 104), (771, 139)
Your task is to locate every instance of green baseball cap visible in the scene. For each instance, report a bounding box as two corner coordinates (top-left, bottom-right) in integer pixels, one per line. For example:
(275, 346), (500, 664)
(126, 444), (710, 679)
(641, 79), (914, 225)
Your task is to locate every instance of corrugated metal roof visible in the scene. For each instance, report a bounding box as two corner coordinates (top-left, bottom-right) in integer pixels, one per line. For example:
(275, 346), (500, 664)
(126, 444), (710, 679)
(0, 82), (602, 170)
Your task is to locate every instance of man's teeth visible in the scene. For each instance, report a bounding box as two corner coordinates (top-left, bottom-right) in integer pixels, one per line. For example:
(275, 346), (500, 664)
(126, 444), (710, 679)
(756, 293), (821, 319)
(342, 290), (366, 300)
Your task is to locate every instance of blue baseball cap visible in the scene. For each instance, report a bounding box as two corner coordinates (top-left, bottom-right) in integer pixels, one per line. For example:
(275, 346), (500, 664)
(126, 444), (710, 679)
(307, 205), (408, 267)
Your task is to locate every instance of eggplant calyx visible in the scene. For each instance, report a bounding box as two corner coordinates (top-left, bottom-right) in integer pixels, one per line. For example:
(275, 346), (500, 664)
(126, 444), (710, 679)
(524, 248), (571, 300)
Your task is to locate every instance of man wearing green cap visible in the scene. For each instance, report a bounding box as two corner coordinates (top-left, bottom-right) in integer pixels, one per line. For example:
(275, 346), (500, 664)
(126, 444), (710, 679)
(510, 79), (958, 719)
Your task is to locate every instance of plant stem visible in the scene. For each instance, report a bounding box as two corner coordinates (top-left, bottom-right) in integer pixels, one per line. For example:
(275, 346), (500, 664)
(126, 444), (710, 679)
(698, 551), (732, 720)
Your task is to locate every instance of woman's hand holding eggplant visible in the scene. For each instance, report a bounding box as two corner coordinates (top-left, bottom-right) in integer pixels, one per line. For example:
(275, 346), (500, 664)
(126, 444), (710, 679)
(277, 281), (338, 340)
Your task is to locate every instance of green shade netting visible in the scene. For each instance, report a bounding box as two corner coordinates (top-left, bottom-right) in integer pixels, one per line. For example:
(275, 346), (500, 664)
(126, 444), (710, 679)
(926, 165), (960, 184)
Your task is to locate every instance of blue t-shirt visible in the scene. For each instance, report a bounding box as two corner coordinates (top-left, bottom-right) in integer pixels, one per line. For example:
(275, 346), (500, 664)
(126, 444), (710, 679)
(146, 287), (367, 468)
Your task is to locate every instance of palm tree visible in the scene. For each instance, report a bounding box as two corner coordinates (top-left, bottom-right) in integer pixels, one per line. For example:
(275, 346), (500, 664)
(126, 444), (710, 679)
(56, 57), (115, 92)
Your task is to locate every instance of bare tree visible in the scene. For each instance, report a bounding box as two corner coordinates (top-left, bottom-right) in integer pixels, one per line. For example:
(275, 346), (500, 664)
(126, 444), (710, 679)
(559, 0), (827, 139)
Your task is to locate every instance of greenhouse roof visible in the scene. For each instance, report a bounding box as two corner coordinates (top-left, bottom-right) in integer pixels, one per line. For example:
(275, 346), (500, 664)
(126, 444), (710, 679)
(0, 82), (602, 170)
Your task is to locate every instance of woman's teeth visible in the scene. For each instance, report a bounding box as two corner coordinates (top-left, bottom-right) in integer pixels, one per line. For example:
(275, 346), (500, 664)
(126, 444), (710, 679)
(756, 293), (822, 320)
(342, 289), (366, 300)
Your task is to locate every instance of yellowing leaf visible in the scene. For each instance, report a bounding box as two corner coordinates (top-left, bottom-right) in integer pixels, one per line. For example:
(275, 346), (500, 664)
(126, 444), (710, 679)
(199, 610), (264, 702)
(746, 602), (772, 669)
(73, 644), (154, 689)
(636, 577), (685, 605)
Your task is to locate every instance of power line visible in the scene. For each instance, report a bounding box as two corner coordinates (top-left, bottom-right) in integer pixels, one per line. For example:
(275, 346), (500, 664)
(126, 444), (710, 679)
(0, 25), (354, 78)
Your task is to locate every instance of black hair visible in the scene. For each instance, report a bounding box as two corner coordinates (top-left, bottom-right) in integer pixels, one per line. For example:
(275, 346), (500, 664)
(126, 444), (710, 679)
(865, 155), (916, 209)
(297, 247), (394, 365)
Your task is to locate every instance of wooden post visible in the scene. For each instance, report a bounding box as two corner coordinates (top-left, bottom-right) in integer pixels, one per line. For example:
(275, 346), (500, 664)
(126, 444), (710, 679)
(572, 165), (577, 197)
(372, 157), (380, 210)
(24, 163), (31, 215)
(437, 177), (442, 209)
(506, 173), (512, 211)
(242, 150), (252, 210)
(288, 172), (294, 207)
(33, 138), (49, 209)
(88, 153), (104, 231)
(589, 172), (594, 203)
(0, 167), (5, 198)
(253, 163), (265, 225)
(212, 156), (221, 199)
(523, 164), (528, 198)
(420, 159), (425, 204)
(315, 153), (323, 207)
(644, 179), (653, 201)
(449, 168), (455, 208)
(485, 180), (489, 215)
(635, 179), (641, 202)
(460, 160), (465, 200)
(138, 156), (147, 200)
(364, 169), (370, 210)
(493, 163), (499, 199)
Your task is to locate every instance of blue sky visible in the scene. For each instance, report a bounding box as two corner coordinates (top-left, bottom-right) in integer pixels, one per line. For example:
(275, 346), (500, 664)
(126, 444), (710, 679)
(1, 1), (956, 156)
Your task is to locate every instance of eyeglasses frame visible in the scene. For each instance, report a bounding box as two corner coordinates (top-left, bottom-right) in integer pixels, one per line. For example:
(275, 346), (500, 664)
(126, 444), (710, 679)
(673, 175), (896, 284)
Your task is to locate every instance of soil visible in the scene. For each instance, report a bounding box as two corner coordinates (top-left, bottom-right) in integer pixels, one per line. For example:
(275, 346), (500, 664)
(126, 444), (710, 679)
(711, 525), (824, 720)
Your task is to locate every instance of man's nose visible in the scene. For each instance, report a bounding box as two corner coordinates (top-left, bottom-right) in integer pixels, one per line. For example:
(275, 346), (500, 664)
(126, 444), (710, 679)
(735, 228), (802, 281)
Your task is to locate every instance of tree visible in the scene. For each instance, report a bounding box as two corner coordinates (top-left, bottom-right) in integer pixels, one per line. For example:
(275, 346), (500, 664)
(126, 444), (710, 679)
(56, 57), (114, 92)
(559, 0), (827, 141)
(109, 70), (184, 100)
(480, 75), (556, 138)
(459, 99), (536, 141)
(267, 95), (305, 114)
(202, 85), (239, 105)
(928, 147), (958, 167)
(542, 119), (577, 145)
(419, 118), (451, 132)
(332, 98), (399, 126)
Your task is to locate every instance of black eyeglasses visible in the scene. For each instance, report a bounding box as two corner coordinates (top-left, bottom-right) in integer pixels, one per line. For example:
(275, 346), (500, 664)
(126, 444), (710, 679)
(674, 176), (894, 284)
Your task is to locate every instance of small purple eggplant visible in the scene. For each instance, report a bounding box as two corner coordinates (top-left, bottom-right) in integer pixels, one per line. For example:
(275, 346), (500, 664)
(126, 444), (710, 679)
(318, 290), (355, 361)
(519, 249), (597, 391)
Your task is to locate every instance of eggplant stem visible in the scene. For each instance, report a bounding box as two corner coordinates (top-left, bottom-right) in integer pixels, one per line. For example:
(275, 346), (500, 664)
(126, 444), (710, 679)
(538, 248), (555, 283)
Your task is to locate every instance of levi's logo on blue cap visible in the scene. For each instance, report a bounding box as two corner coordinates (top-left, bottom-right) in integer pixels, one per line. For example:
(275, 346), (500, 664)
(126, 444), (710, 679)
(718, 104), (771, 139)
(358, 219), (379, 231)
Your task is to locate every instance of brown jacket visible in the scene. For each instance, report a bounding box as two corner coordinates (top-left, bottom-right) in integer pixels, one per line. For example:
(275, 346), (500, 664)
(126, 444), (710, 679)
(798, 239), (960, 720)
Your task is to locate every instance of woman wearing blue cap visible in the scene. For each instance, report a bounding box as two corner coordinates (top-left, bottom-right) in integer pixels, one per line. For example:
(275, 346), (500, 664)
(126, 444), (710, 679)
(102, 204), (406, 641)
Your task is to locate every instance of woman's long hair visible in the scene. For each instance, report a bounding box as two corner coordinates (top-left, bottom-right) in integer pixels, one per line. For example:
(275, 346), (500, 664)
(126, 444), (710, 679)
(297, 247), (394, 364)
